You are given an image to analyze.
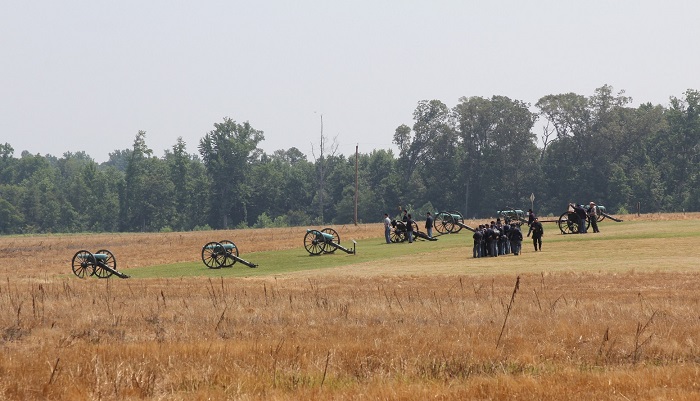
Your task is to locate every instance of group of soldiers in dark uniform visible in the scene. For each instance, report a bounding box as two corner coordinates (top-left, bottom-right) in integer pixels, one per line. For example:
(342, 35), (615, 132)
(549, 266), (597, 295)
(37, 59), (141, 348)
(472, 218), (525, 258)
(472, 209), (544, 257)
(389, 202), (599, 257)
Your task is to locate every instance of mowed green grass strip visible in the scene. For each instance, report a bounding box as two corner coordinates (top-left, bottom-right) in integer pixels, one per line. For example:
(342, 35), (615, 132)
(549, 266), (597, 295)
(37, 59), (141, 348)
(126, 232), (473, 278)
(124, 218), (700, 278)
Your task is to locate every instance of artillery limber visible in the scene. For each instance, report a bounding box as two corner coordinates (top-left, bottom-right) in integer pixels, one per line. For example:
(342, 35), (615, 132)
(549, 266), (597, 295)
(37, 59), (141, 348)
(201, 240), (258, 268)
(390, 219), (437, 242)
(557, 204), (623, 234)
(71, 249), (129, 279)
(304, 228), (356, 255)
(434, 210), (475, 234)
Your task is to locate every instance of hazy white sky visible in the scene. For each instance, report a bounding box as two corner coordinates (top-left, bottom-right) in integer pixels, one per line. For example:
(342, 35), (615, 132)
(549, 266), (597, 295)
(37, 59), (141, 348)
(2, 1), (698, 162)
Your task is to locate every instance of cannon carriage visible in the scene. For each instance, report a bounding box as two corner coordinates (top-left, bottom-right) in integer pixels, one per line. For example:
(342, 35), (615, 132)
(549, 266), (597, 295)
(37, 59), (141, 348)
(557, 204), (623, 234)
(201, 240), (258, 268)
(557, 210), (586, 234)
(71, 249), (129, 279)
(434, 210), (475, 234)
(390, 219), (415, 243)
(589, 205), (621, 222)
(389, 219), (437, 242)
(303, 228), (356, 255)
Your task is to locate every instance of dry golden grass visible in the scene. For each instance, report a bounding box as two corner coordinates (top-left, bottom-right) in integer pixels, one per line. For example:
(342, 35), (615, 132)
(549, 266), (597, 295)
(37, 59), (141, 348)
(2, 273), (700, 400)
(1, 212), (700, 400)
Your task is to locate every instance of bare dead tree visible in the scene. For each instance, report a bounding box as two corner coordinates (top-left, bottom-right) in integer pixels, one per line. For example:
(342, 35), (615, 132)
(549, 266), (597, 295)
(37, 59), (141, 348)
(539, 120), (556, 162)
(310, 114), (339, 224)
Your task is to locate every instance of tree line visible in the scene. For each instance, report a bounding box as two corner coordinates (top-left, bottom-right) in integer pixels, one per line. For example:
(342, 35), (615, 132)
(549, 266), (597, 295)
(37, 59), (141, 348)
(1, 85), (698, 234)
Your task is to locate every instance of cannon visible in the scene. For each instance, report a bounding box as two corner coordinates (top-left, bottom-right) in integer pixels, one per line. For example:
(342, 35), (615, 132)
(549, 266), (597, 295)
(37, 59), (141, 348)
(434, 210), (475, 234)
(390, 219), (437, 242)
(304, 228), (356, 255)
(201, 240), (258, 268)
(390, 219), (416, 243)
(557, 204), (623, 234)
(587, 204), (623, 222)
(71, 249), (129, 279)
(497, 208), (528, 225)
(557, 210), (586, 234)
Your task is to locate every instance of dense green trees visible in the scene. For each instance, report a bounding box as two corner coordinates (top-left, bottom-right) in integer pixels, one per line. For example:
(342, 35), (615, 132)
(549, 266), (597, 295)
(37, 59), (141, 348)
(198, 118), (265, 228)
(1, 87), (699, 234)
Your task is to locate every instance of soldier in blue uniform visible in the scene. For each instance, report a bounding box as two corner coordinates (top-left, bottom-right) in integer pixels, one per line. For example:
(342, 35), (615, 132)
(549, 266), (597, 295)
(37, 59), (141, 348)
(527, 217), (544, 251)
(406, 214), (414, 243)
(508, 223), (523, 255)
(527, 209), (536, 226)
(573, 203), (587, 233)
(473, 225), (483, 258)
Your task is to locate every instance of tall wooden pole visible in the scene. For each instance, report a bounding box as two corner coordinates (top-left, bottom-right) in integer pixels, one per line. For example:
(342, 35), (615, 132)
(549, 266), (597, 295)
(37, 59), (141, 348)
(354, 144), (358, 225)
(318, 114), (324, 223)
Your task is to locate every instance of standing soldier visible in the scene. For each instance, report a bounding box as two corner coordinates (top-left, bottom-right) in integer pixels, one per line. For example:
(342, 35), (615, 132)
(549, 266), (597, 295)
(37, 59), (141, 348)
(406, 214), (414, 243)
(488, 222), (500, 257)
(495, 218), (505, 255)
(509, 223), (523, 255)
(473, 225), (483, 258)
(425, 212), (434, 239)
(527, 217), (544, 251)
(383, 213), (392, 244)
(573, 203), (587, 233)
(527, 209), (536, 227)
(502, 219), (512, 254)
(483, 223), (493, 257)
(588, 202), (600, 233)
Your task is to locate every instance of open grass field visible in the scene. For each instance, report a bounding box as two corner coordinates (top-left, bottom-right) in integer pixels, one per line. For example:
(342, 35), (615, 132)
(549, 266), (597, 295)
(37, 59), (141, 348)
(1, 213), (700, 400)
